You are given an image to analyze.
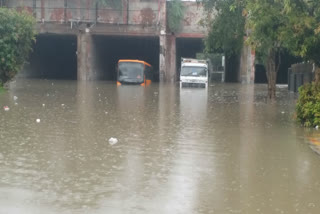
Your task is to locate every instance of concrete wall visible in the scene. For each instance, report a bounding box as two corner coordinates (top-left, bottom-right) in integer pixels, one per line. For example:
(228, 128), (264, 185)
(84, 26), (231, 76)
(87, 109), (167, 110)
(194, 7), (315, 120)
(7, 0), (34, 15)
(7, 0), (205, 32)
(128, 0), (159, 26)
(68, 0), (96, 23)
(97, 2), (122, 24)
(178, 2), (206, 37)
(7, 0), (161, 25)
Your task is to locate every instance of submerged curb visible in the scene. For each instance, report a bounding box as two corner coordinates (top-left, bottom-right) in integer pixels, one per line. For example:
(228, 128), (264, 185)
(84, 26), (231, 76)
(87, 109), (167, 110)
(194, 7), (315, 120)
(308, 137), (320, 155)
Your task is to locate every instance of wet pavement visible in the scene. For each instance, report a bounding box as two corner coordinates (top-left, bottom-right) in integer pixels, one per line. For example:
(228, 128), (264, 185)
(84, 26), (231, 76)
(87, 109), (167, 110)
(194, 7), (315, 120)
(1, 79), (320, 214)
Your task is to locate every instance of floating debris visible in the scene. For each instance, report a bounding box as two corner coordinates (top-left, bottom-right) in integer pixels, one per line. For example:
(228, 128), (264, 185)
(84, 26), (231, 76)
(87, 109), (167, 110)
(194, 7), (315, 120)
(3, 106), (9, 111)
(109, 137), (118, 145)
(13, 96), (18, 101)
(42, 104), (45, 107)
(36, 119), (41, 123)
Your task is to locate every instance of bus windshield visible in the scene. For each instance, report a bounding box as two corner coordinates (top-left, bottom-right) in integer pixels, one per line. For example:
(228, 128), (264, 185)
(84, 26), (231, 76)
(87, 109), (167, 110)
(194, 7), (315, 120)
(181, 66), (207, 77)
(118, 62), (144, 83)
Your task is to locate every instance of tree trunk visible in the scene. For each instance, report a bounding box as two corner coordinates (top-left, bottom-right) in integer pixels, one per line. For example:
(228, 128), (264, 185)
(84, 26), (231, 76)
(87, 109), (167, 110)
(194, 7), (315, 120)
(265, 50), (277, 99)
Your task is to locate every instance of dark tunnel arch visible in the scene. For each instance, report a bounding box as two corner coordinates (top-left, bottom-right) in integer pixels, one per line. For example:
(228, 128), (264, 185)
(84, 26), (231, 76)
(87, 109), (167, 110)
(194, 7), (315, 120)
(92, 35), (160, 81)
(22, 34), (78, 80)
(176, 38), (204, 79)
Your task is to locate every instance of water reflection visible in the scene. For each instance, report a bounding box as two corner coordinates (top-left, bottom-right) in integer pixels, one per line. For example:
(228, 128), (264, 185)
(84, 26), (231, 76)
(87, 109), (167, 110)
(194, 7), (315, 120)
(0, 80), (320, 213)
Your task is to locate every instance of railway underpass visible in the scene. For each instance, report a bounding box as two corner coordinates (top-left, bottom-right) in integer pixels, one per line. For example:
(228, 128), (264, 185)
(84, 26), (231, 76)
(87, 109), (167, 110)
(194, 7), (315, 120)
(22, 34), (210, 83)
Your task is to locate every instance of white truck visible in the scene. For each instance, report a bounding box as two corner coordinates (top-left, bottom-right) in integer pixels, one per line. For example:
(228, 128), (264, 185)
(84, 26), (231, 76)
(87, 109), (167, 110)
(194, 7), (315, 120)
(180, 58), (209, 88)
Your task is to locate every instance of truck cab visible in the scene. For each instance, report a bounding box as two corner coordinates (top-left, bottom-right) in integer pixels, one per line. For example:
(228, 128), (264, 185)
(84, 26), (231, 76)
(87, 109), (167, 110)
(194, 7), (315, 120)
(180, 58), (209, 88)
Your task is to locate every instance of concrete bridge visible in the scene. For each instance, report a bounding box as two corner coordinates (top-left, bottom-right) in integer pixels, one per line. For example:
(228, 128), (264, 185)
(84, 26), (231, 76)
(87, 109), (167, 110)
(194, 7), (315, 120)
(3, 0), (211, 82)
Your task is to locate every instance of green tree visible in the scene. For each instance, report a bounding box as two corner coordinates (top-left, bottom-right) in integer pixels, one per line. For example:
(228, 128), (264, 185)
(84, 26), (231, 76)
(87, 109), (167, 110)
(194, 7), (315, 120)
(201, 0), (245, 82)
(282, 0), (320, 126)
(202, 0), (320, 99)
(245, 0), (285, 99)
(167, 0), (185, 33)
(0, 8), (36, 87)
(202, 0), (245, 56)
(281, 0), (320, 81)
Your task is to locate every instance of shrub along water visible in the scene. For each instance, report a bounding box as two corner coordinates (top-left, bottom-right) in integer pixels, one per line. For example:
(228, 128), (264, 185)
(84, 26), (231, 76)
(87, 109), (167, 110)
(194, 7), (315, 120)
(0, 8), (36, 88)
(296, 83), (320, 127)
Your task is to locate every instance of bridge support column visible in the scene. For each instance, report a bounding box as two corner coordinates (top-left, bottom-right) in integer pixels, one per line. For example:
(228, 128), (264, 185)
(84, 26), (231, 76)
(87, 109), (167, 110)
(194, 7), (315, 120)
(159, 0), (176, 83)
(159, 35), (176, 82)
(166, 35), (176, 82)
(159, 34), (166, 82)
(77, 32), (97, 81)
(239, 45), (255, 84)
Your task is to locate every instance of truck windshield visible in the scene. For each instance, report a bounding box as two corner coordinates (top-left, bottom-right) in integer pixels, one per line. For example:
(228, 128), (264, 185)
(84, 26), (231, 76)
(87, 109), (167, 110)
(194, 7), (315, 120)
(118, 62), (144, 83)
(181, 66), (207, 77)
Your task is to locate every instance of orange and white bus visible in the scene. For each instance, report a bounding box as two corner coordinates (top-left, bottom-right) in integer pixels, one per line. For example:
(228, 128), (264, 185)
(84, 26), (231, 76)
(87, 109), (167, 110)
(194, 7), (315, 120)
(117, 59), (154, 86)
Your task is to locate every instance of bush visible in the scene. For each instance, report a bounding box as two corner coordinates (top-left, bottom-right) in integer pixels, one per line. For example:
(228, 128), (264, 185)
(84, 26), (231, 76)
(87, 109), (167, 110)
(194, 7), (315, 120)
(296, 82), (320, 127)
(0, 8), (36, 87)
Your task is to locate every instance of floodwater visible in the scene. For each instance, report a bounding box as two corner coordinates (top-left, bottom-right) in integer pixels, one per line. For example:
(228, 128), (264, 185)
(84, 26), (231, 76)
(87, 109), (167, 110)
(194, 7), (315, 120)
(0, 79), (320, 214)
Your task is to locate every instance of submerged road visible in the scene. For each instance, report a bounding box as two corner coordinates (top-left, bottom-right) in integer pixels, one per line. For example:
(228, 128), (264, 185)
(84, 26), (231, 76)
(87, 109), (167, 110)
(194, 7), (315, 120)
(0, 79), (320, 214)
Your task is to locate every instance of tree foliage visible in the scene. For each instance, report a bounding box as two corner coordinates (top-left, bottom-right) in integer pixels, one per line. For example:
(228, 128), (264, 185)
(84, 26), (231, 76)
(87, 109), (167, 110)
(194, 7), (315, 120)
(296, 82), (320, 127)
(0, 8), (36, 87)
(245, 0), (285, 98)
(202, 0), (245, 56)
(167, 0), (185, 33)
(202, 0), (320, 98)
(245, 0), (283, 63)
(281, 0), (320, 67)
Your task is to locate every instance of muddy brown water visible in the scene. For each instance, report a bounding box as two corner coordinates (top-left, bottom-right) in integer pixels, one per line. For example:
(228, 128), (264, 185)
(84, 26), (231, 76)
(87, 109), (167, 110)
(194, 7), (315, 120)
(0, 79), (320, 214)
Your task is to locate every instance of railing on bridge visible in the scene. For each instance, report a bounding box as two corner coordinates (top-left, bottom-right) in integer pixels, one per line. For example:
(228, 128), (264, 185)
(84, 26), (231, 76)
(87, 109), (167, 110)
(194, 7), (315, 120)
(3, 0), (160, 26)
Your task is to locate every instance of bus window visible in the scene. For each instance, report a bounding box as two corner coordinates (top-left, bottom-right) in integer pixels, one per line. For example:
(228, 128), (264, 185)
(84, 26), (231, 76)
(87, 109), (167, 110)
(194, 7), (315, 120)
(118, 62), (144, 84)
(117, 60), (153, 86)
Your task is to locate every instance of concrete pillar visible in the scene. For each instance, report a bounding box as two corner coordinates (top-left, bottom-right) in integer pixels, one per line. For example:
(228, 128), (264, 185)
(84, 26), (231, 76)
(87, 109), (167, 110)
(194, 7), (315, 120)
(159, 35), (177, 82)
(77, 32), (97, 81)
(159, 34), (166, 81)
(159, 0), (167, 82)
(239, 44), (255, 84)
(158, 0), (177, 82)
(166, 35), (176, 82)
